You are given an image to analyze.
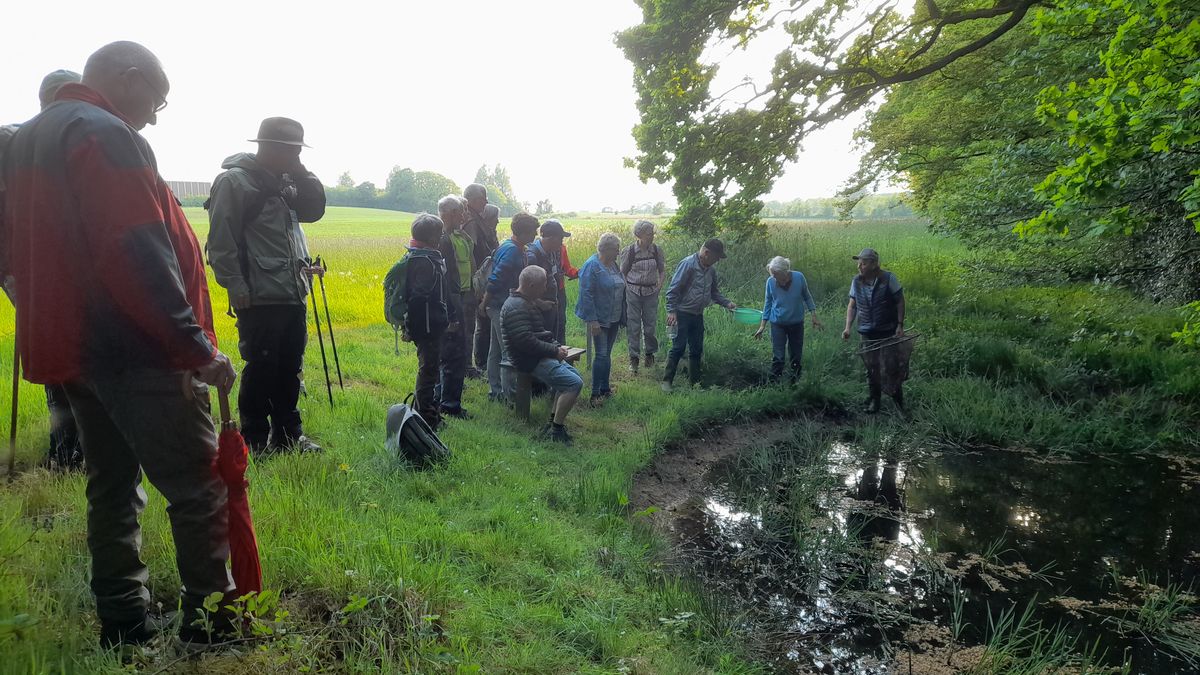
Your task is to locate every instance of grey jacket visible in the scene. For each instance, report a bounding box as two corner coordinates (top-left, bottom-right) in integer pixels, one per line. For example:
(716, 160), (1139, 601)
(206, 152), (326, 306)
(665, 253), (730, 315)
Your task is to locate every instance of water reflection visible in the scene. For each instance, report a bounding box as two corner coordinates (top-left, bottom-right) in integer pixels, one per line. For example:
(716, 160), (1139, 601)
(675, 432), (1200, 674)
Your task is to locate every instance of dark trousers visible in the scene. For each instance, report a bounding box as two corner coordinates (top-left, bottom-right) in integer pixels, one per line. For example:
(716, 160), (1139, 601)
(861, 328), (901, 404)
(436, 321), (467, 411)
(663, 311), (705, 385)
(64, 369), (234, 624)
(415, 335), (442, 421)
(236, 305), (307, 447)
(46, 383), (82, 468)
(555, 287), (569, 345)
(473, 303), (491, 372)
(461, 289), (478, 372)
(770, 322), (805, 380)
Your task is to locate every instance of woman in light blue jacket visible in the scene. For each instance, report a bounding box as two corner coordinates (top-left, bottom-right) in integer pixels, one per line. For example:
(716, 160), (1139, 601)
(575, 233), (625, 403)
(754, 256), (823, 381)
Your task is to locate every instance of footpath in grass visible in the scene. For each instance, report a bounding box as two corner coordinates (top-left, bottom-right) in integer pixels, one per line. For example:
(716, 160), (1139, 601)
(0, 208), (1196, 672)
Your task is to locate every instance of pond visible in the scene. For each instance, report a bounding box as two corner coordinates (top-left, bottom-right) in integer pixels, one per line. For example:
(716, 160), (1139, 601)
(660, 423), (1200, 673)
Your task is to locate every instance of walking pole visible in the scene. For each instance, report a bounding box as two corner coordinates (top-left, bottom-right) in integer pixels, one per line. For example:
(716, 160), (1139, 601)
(315, 257), (343, 389)
(7, 337), (19, 477)
(306, 271), (334, 407)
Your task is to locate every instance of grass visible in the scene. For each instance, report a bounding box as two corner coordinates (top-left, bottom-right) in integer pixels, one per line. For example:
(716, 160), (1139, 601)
(0, 207), (1196, 672)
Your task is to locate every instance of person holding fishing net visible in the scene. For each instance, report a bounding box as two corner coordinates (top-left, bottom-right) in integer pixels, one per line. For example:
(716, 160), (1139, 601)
(842, 248), (911, 413)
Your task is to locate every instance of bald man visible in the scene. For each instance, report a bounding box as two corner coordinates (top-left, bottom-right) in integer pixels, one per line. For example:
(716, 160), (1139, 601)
(1, 41), (237, 647)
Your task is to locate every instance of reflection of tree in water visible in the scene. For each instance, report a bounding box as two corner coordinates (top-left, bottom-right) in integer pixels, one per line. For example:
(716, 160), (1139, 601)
(905, 451), (1200, 602)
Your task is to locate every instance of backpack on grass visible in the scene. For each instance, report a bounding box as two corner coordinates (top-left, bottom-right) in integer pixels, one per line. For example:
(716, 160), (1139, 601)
(385, 394), (451, 468)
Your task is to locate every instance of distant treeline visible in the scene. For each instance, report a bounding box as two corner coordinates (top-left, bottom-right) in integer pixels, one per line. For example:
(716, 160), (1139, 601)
(761, 193), (913, 220)
(325, 164), (525, 216)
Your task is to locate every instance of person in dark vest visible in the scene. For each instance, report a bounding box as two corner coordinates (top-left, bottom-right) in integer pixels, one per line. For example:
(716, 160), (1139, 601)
(206, 117), (326, 455)
(0, 68), (85, 471)
(842, 248), (906, 412)
(525, 219), (571, 340)
(463, 183), (499, 375)
(2, 41), (238, 646)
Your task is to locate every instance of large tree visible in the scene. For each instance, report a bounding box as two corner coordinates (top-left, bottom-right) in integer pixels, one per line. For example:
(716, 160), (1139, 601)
(617, 0), (1041, 237)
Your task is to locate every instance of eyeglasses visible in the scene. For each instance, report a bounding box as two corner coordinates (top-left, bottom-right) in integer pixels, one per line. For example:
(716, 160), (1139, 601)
(128, 67), (168, 114)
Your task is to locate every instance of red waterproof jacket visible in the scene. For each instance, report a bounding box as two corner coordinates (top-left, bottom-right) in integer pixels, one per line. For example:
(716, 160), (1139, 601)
(1, 84), (216, 384)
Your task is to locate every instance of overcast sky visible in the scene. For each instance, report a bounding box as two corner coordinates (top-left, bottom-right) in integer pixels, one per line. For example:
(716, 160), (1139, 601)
(0, 1), (871, 211)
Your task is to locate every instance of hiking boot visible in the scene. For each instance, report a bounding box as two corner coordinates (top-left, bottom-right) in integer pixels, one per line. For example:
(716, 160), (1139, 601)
(178, 606), (239, 647)
(549, 424), (573, 445)
(630, 356), (639, 374)
(644, 354), (655, 368)
(100, 612), (175, 648)
(440, 406), (472, 420)
(588, 395), (606, 408)
(661, 381), (673, 393)
(465, 367), (484, 380)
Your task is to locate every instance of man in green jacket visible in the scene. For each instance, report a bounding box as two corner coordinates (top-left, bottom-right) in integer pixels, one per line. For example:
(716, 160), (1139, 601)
(206, 117), (326, 454)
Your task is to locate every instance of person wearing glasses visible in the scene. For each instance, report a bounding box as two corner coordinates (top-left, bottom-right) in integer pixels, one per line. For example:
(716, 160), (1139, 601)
(1, 41), (238, 647)
(206, 117), (326, 455)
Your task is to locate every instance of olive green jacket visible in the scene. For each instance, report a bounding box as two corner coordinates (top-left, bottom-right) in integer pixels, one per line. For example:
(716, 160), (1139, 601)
(206, 153), (325, 306)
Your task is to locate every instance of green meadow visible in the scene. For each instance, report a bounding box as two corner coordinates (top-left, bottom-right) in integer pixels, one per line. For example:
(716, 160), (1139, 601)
(0, 207), (1196, 672)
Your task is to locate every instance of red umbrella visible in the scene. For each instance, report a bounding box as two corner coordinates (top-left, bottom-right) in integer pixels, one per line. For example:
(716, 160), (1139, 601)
(215, 390), (262, 596)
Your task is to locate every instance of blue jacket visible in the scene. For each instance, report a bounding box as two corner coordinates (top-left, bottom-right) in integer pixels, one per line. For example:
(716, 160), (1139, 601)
(575, 254), (625, 325)
(762, 271), (816, 325)
(485, 239), (525, 309)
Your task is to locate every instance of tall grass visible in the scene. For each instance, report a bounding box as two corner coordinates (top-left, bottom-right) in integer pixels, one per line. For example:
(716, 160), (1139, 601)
(0, 208), (1194, 671)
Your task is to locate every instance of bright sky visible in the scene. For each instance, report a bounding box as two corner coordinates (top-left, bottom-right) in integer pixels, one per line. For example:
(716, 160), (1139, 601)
(0, 1), (870, 211)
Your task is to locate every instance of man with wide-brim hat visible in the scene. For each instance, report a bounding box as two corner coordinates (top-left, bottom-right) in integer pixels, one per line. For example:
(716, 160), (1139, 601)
(206, 116), (326, 455)
(842, 247), (906, 413)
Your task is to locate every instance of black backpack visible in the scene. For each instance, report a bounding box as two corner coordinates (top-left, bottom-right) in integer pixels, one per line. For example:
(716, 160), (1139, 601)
(385, 395), (451, 468)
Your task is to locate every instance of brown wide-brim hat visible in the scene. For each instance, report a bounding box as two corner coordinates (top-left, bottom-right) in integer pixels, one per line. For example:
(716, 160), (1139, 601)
(248, 117), (310, 147)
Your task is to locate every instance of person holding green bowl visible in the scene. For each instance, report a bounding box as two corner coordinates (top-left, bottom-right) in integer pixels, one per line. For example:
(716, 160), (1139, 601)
(753, 256), (823, 382)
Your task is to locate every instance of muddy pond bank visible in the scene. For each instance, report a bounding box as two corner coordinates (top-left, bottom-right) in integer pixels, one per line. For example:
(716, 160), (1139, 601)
(631, 417), (1200, 673)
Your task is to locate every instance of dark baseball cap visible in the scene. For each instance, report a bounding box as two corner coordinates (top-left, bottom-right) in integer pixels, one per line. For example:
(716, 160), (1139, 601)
(702, 238), (727, 259)
(540, 219), (572, 238)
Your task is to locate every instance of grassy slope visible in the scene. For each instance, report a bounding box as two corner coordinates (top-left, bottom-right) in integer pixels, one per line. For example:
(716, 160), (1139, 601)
(0, 207), (1195, 672)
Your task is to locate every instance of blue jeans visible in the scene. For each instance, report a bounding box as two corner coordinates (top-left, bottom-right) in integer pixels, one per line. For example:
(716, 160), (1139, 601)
(532, 358), (584, 394)
(591, 323), (621, 396)
(770, 322), (805, 380)
(663, 311), (704, 384)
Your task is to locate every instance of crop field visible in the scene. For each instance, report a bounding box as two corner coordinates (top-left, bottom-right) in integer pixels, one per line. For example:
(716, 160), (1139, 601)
(0, 207), (1196, 673)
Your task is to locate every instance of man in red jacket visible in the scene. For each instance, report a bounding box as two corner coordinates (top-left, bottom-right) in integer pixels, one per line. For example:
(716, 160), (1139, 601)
(1, 41), (237, 647)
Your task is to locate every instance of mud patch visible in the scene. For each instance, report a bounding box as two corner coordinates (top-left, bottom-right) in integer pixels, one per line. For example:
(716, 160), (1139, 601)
(629, 417), (796, 537)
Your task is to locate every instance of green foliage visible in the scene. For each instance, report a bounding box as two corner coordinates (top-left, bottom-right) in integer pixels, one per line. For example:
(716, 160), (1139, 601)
(1024, 0), (1200, 240)
(618, 0), (1039, 239)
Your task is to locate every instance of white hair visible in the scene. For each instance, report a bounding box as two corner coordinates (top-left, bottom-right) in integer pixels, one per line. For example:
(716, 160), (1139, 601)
(519, 265), (547, 285)
(597, 232), (621, 254)
(767, 256), (791, 274)
(463, 183), (487, 200)
(437, 194), (464, 216)
(633, 219), (655, 238)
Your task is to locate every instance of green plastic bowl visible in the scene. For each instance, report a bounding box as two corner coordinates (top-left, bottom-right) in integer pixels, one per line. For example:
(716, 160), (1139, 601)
(732, 308), (763, 325)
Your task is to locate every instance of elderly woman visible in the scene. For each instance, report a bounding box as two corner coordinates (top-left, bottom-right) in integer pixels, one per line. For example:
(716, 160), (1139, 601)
(754, 256), (823, 381)
(618, 219), (665, 374)
(575, 233), (626, 403)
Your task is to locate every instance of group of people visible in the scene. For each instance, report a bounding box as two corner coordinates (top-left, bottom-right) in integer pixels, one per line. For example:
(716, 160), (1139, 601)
(0, 40), (909, 650)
